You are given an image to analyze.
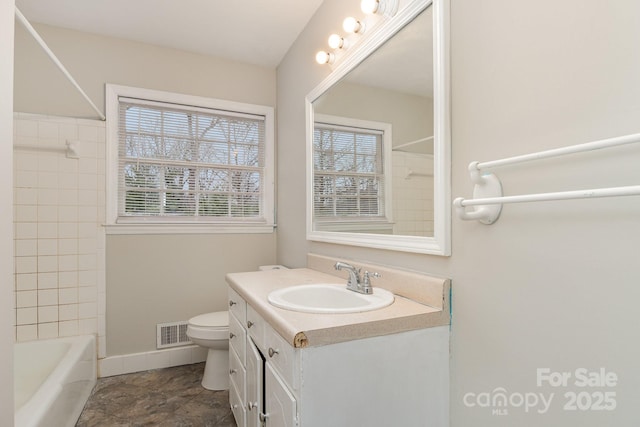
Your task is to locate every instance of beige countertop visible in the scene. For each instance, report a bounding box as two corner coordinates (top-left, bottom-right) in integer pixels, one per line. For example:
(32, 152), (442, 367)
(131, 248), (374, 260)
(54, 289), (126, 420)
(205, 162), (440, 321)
(226, 267), (450, 348)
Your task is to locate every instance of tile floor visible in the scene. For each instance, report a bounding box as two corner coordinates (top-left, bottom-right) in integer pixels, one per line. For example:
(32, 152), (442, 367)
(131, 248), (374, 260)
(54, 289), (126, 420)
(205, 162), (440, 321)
(76, 363), (236, 427)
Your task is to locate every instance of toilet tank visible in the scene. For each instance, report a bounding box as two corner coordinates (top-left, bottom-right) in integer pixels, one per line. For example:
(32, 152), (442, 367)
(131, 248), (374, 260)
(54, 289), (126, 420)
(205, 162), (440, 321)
(258, 265), (288, 271)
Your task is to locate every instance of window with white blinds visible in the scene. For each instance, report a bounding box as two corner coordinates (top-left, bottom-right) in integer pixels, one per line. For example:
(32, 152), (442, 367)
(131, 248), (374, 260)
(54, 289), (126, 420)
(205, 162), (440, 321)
(313, 116), (392, 227)
(106, 85), (274, 232)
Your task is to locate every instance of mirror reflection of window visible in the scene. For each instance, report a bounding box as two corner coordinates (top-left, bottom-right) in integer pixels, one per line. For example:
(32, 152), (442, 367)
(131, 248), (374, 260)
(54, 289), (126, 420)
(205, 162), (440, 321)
(314, 126), (382, 217)
(313, 115), (393, 234)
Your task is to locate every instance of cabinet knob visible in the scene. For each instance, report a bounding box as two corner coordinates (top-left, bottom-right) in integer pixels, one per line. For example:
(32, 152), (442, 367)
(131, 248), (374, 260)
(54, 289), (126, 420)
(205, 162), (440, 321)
(247, 320), (254, 328)
(248, 401), (258, 411)
(229, 369), (237, 375)
(259, 413), (269, 423)
(268, 347), (279, 358)
(229, 300), (236, 307)
(229, 332), (235, 339)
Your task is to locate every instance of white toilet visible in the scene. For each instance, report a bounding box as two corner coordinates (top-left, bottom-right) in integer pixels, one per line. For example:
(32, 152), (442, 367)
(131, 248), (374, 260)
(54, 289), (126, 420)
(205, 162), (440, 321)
(186, 310), (229, 390)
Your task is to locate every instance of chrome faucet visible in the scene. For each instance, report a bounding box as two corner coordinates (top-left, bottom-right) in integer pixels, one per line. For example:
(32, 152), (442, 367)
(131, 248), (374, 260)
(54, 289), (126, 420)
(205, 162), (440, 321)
(334, 262), (380, 294)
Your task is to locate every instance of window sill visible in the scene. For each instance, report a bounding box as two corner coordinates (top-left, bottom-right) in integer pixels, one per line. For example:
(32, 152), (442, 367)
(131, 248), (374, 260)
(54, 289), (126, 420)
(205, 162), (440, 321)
(105, 223), (276, 235)
(314, 220), (394, 233)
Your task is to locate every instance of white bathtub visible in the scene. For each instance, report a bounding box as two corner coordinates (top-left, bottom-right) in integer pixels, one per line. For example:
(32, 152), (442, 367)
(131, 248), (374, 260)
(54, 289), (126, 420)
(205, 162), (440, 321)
(14, 335), (97, 427)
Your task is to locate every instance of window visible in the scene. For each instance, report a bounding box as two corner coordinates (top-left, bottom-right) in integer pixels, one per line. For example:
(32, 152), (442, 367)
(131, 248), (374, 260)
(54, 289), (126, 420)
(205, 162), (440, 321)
(313, 114), (392, 232)
(106, 85), (274, 234)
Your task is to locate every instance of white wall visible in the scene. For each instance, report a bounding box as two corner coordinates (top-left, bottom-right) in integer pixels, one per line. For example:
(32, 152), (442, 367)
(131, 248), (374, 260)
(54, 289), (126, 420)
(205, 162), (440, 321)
(13, 23), (278, 356)
(450, 1), (640, 424)
(106, 234), (277, 355)
(277, 0), (640, 425)
(14, 23), (276, 119)
(1, 0), (15, 424)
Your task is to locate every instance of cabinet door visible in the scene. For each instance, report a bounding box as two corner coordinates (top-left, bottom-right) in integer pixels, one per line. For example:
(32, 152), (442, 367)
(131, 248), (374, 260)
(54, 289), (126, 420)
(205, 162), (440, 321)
(246, 338), (263, 427)
(265, 362), (297, 427)
(230, 379), (246, 427)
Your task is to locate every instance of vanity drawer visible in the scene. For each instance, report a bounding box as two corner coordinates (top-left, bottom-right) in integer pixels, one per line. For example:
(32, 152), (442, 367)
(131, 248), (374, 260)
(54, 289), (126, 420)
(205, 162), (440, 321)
(228, 286), (246, 324)
(246, 304), (266, 351)
(229, 379), (246, 427)
(229, 345), (246, 402)
(229, 311), (246, 365)
(264, 322), (296, 389)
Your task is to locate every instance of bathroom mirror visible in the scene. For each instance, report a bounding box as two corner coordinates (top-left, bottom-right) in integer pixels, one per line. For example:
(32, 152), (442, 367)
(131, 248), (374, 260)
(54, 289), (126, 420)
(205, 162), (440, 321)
(305, 0), (450, 255)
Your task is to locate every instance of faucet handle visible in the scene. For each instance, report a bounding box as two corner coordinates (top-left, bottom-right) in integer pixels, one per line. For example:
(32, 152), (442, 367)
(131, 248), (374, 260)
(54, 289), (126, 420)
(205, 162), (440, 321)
(362, 271), (381, 287)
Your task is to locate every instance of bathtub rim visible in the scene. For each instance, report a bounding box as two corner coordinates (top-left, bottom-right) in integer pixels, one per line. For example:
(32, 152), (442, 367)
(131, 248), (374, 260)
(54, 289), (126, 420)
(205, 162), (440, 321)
(14, 334), (97, 427)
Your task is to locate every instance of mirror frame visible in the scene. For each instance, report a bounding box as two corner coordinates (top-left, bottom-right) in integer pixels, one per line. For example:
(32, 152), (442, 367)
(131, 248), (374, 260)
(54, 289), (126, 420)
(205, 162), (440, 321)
(305, 0), (450, 255)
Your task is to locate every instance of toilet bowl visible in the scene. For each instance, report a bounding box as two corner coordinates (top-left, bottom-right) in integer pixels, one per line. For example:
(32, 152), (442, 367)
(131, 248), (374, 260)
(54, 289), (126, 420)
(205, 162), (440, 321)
(186, 311), (229, 390)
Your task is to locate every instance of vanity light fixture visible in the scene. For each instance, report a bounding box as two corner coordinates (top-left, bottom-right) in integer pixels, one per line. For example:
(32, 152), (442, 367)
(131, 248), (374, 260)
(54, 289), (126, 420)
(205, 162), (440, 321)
(343, 16), (365, 34)
(328, 34), (346, 49)
(361, 0), (399, 17)
(315, 50), (335, 65)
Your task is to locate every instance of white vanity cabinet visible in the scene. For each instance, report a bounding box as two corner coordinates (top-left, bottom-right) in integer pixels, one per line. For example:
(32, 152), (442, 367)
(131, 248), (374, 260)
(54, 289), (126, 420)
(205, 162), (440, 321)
(245, 301), (298, 426)
(229, 286), (298, 427)
(228, 287), (247, 426)
(228, 284), (450, 427)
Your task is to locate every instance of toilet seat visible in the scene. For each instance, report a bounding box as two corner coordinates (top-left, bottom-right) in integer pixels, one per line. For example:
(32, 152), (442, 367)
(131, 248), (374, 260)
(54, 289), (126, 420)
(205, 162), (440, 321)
(189, 311), (228, 329)
(187, 311), (229, 342)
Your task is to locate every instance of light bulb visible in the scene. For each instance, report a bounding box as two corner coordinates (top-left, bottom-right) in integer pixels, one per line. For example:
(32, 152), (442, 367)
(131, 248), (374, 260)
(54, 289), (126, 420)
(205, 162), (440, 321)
(328, 34), (345, 49)
(315, 51), (334, 65)
(362, 0), (398, 17)
(342, 17), (364, 34)
(361, 0), (379, 14)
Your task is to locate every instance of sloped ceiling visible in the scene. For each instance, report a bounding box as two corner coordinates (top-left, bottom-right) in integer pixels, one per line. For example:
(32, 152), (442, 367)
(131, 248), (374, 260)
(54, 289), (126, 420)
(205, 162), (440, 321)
(15, 0), (325, 67)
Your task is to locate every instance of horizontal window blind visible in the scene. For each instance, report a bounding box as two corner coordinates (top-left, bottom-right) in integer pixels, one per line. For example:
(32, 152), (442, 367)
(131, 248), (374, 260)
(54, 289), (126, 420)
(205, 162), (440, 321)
(117, 98), (266, 222)
(313, 123), (386, 219)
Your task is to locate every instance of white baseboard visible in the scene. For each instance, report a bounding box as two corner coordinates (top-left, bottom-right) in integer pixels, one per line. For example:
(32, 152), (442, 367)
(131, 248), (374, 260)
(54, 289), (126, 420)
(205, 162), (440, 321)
(98, 345), (208, 377)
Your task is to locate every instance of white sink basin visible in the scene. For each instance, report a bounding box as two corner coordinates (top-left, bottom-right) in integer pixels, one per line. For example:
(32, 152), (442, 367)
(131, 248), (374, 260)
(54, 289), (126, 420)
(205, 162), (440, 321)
(267, 283), (394, 314)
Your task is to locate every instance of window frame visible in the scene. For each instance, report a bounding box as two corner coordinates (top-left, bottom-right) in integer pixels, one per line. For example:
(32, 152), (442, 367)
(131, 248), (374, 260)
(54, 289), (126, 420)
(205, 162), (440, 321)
(312, 113), (393, 233)
(105, 84), (275, 235)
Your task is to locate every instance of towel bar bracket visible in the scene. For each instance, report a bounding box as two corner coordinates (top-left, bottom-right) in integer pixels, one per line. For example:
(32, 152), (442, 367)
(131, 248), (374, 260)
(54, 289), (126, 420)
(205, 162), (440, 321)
(454, 173), (503, 224)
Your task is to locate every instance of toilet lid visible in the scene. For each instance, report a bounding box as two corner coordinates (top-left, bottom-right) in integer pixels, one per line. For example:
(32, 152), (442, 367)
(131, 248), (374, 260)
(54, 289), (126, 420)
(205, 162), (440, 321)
(190, 311), (229, 327)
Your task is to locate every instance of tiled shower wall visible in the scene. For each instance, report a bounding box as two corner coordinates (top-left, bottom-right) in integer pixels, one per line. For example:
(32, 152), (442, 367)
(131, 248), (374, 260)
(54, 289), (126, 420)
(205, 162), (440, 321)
(12, 113), (106, 358)
(392, 151), (434, 236)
